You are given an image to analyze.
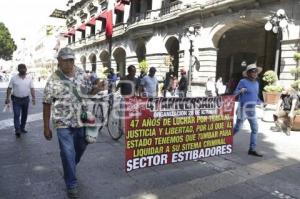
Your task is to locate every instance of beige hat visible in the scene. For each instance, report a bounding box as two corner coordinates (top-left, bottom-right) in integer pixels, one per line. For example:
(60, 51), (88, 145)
(242, 63), (262, 77)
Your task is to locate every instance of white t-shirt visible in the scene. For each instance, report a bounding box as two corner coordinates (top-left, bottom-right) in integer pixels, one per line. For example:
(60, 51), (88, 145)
(206, 81), (216, 97)
(8, 74), (34, 97)
(141, 75), (158, 98)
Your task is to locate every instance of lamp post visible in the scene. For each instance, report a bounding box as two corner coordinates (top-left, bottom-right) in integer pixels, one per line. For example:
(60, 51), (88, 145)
(264, 9), (288, 76)
(241, 60), (247, 67)
(186, 26), (196, 97)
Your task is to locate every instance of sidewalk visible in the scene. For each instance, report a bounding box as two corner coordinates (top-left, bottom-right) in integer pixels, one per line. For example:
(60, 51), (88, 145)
(0, 116), (300, 199)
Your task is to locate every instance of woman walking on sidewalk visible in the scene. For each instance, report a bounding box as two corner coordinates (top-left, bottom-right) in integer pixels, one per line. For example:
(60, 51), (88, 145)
(233, 63), (263, 157)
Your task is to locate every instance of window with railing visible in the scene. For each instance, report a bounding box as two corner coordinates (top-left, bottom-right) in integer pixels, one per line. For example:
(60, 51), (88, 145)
(204, 0), (226, 6)
(72, 34), (76, 43)
(146, 0), (152, 11)
(101, 20), (106, 32)
(99, 0), (108, 10)
(116, 12), (124, 24)
(90, 25), (96, 36)
(160, 0), (182, 16)
(81, 30), (85, 39)
(88, 3), (98, 15)
(135, 0), (141, 13)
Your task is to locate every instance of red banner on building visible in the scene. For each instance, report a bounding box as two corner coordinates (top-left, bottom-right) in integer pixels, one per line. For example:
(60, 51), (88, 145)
(125, 95), (235, 172)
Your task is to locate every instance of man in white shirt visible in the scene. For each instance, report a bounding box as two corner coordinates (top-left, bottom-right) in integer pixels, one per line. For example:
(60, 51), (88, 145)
(140, 67), (159, 98)
(5, 64), (35, 137)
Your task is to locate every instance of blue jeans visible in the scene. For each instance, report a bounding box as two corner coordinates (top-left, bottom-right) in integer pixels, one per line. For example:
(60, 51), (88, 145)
(11, 96), (29, 132)
(57, 127), (87, 189)
(233, 104), (258, 151)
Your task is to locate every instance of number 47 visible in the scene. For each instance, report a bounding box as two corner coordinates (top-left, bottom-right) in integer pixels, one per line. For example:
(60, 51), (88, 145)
(130, 120), (139, 128)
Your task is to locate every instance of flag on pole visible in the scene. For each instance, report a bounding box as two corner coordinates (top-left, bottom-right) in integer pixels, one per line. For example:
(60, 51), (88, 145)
(105, 10), (113, 39)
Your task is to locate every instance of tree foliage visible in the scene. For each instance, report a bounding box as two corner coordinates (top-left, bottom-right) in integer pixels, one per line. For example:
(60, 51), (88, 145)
(0, 22), (17, 60)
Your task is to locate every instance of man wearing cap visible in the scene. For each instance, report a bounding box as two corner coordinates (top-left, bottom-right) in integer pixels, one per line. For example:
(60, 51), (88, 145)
(140, 66), (159, 98)
(5, 63), (35, 137)
(178, 68), (188, 97)
(43, 47), (106, 198)
(233, 63), (264, 157)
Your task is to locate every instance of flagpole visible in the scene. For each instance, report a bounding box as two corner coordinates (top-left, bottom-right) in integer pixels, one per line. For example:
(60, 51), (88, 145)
(108, 37), (112, 70)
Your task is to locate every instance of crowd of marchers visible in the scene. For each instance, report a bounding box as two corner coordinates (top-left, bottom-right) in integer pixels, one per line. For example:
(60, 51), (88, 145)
(4, 47), (298, 198)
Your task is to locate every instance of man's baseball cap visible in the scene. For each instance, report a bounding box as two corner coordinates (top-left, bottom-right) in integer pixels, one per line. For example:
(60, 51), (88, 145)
(57, 47), (75, 60)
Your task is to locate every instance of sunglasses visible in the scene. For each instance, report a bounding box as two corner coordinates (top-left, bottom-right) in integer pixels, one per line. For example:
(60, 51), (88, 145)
(248, 69), (258, 73)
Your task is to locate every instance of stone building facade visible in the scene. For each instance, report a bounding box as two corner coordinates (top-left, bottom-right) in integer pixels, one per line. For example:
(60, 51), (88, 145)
(62, 0), (300, 95)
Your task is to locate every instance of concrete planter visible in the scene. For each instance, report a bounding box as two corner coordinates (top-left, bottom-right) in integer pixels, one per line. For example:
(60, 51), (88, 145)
(263, 92), (281, 105)
(292, 115), (300, 131)
(262, 104), (276, 122)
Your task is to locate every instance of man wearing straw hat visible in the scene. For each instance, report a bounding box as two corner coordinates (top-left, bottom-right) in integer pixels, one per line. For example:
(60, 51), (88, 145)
(233, 63), (263, 157)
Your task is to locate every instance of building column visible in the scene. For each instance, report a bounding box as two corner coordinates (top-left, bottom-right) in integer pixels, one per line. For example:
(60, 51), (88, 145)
(151, 0), (163, 18)
(194, 47), (218, 85)
(124, 3), (131, 23)
(279, 39), (300, 84)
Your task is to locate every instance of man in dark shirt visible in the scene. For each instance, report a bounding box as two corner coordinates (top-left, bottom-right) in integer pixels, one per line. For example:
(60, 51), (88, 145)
(117, 65), (138, 97)
(272, 86), (299, 136)
(107, 68), (118, 94)
(178, 69), (188, 97)
(162, 69), (173, 97)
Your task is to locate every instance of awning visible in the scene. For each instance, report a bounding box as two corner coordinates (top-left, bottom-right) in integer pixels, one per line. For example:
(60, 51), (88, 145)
(121, 0), (130, 5)
(95, 10), (107, 20)
(86, 17), (96, 26)
(114, 2), (125, 13)
(94, 10), (113, 39)
(63, 32), (70, 37)
(67, 28), (76, 35)
(76, 23), (86, 31)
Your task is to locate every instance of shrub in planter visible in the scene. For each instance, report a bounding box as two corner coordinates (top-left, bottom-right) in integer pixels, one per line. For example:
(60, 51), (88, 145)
(264, 85), (284, 92)
(262, 70), (283, 104)
(262, 70), (278, 86)
(291, 52), (300, 88)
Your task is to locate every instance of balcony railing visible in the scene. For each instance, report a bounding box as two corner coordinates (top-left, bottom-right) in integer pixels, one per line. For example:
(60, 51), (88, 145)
(113, 23), (127, 35)
(129, 10), (154, 24)
(160, 1), (182, 17)
(204, 0), (226, 6)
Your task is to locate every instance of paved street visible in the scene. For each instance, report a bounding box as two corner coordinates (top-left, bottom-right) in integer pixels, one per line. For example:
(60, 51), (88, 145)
(0, 87), (300, 199)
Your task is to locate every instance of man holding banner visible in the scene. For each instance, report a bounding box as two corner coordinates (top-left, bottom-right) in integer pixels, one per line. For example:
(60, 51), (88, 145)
(233, 63), (263, 157)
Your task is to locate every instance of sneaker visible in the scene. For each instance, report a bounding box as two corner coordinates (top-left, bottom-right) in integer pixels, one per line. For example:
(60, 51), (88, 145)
(21, 129), (28, 134)
(248, 150), (263, 157)
(67, 187), (79, 198)
(270, 126), (281, 132)
(284, 128), (291, 136)
(15, 130), (21, 138)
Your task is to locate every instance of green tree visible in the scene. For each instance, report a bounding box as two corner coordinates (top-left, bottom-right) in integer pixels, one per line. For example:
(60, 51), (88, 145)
(0, 22), (17, 60)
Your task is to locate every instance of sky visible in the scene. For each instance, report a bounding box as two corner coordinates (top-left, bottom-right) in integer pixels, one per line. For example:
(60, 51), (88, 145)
(0, 0), (67, 46)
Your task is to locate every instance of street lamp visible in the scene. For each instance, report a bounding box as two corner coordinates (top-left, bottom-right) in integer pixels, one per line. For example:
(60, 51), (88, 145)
(186, 26), (196, 97)
(264, 9), (289, 75)
(241, 60), (247, 67)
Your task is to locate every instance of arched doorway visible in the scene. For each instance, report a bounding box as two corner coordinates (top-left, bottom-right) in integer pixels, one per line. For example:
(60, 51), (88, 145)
(80, 56), (87, 71)
(89, 53), (97, 72)
(99, 50), (110, 68)
(165, 36), (179, 75)
(215, 22), (277, 84)
(113, 47), (126, 77)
